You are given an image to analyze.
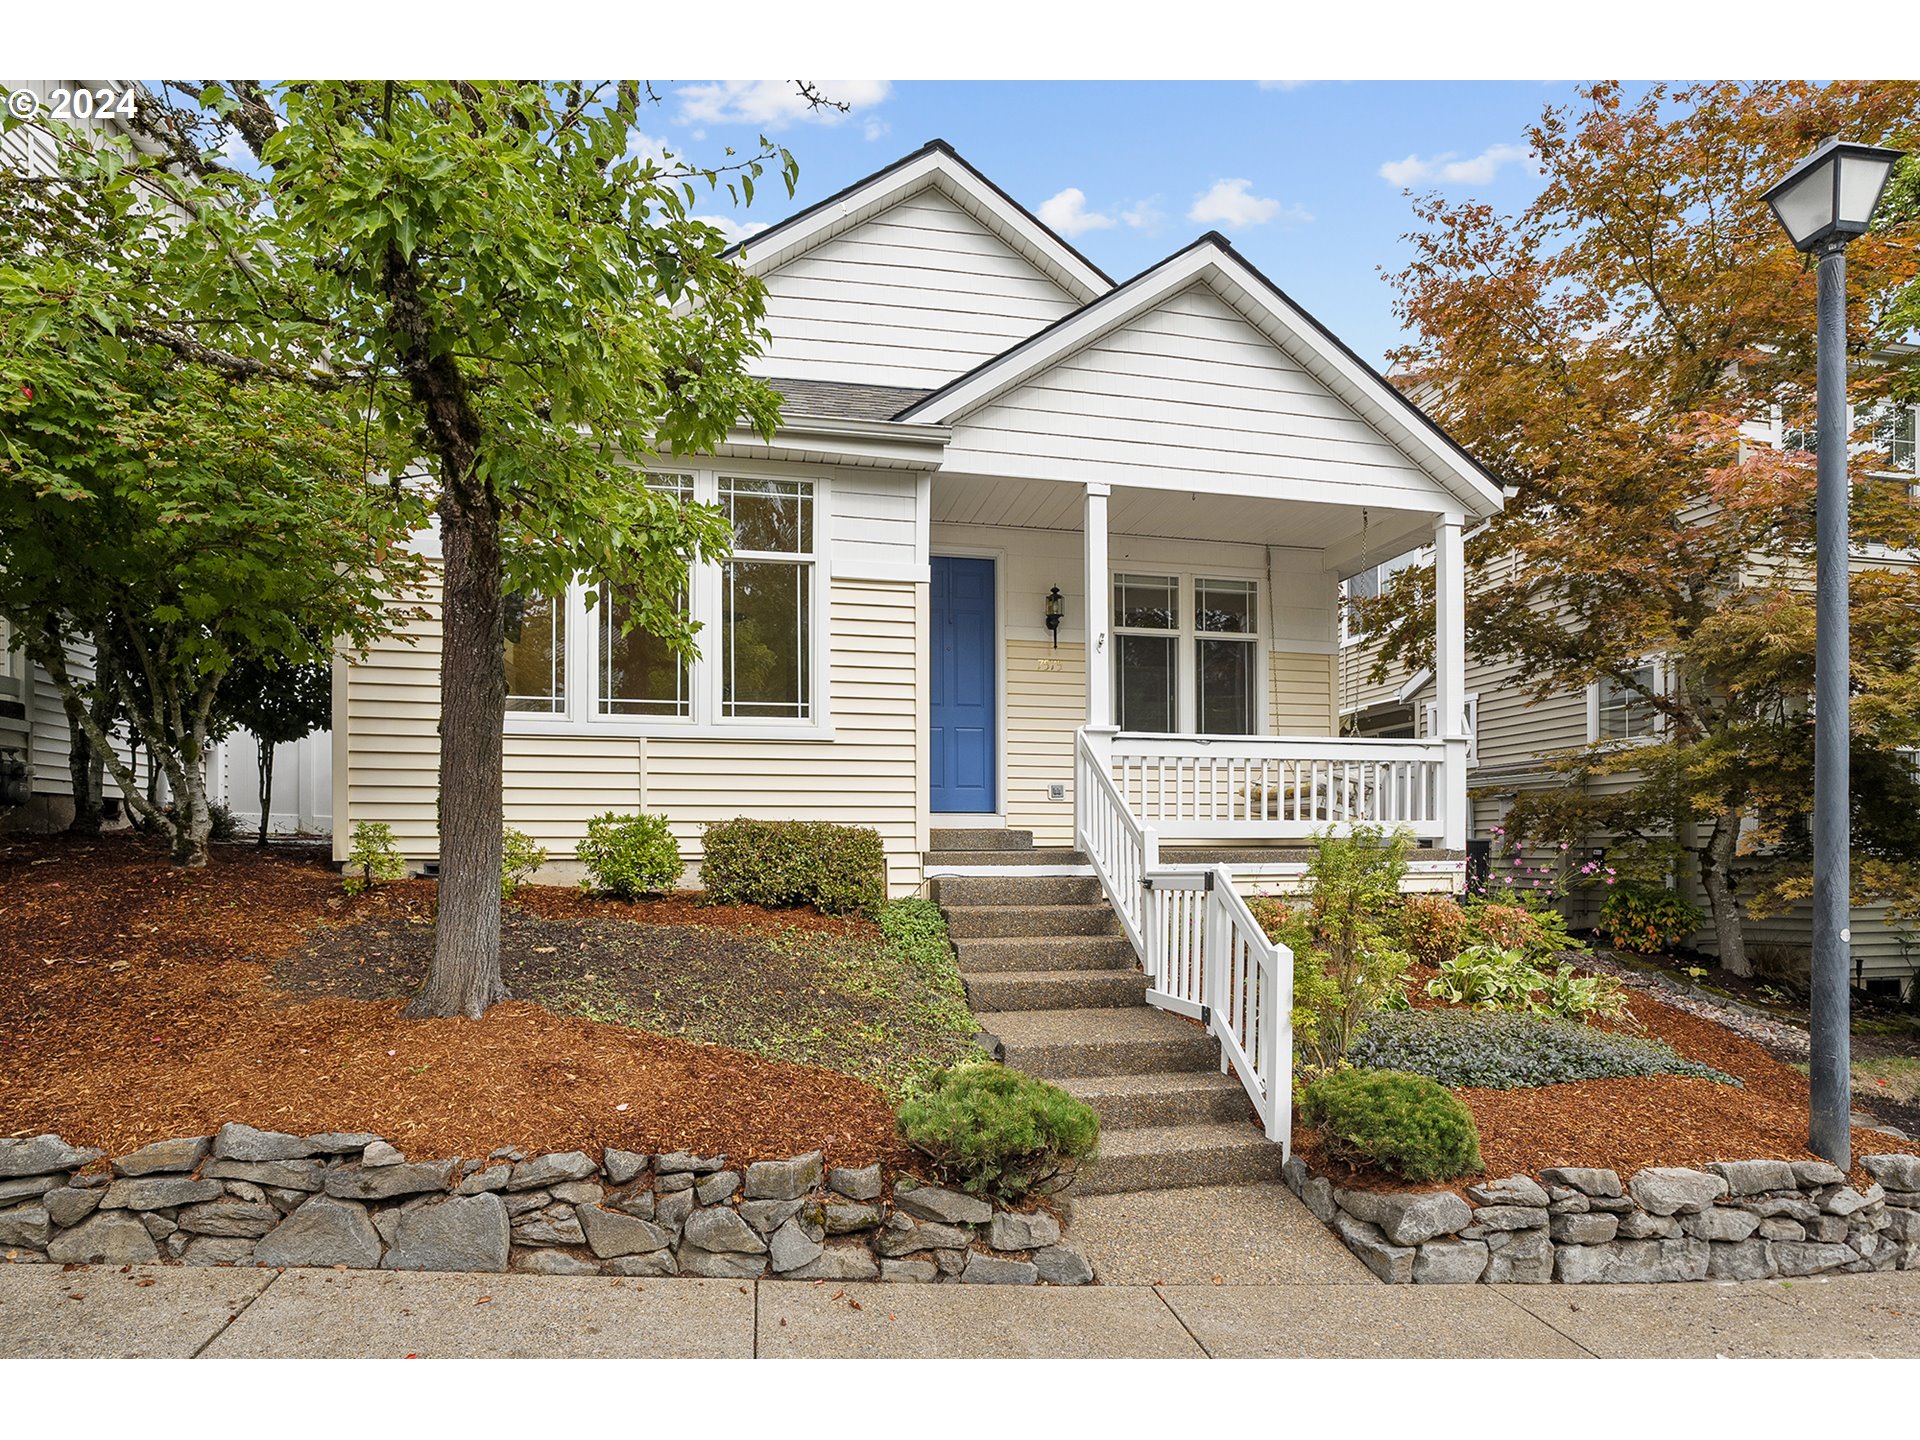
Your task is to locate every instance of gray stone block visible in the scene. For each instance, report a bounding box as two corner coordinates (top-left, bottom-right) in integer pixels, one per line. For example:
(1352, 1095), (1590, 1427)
(988, 1209), (1062, 1251)
(602, 1149), (650, 1186)
(1413, 1238), (1488, 1284)
(1466, 1175), (1549, 1208)
(1550, 1212), (1619, 1244)
(0, 1203), (51, 1250)
(1553, 1238), (1709, 1283)
(1616, 1211), (1680, 1239)
(1790, 1160), (1847, 1188)
(549, 1180), (604, 1206)
(963, 1253), (1038, 1284)
(1861, 1154), (1920, 1191)
(1683, 1206), (1760, 1243)
(203, 1158), (324, 1192)
(456, 1164), (512, 1195)
(1707, 1239), (1777, 1281)
(1539, 1166), (1622, 1198)
(682, 1205), (768, 1255)
(609, 1188), (657, 1222)
(42, 1186), (101, 1229)
(510, 1213), (585, 1247)
(769, 1217), (825, 1273)
(0, 1174), (63, 1208)
(675, 1244), (765, 1278)
(655, 1188), (695, 1235)
(512, 1249), (601, 1275)
(874, 1216), (971, 1256)
(695, 1171), (741, 1205)
(821, 1202), (882, 1235)
(786, 1243), (881, 1281)
(1335, 1187), (1472, 1246)
(111, 1136), (211, 1178)
(1483, 1228), (1554, 1283)
(1772, 1241), (1858, 1277)
(1033, 1243), (1095, 1286)
(177, 1199), (280, 1238)
(1706, 1159), (1796, 1196)
(255, 1195), (383, 1269)
(0, 1135), (102, 1178)
(1758, 1217), (1808, 1241)
(894, 1181), (991, 1225)
(213, 1124), (317, 1162)
(323, 1159), (457, 1201)
(656, 1151), (725, 1175)
(827, 1164), (882, 1201)
(1473, 1204), (1549, 1232)
(575, 1204), (670, 1259)
(1331, 1210), (1413, 1283)
(381, 1194), (509, 1272)
(45, 1211), (158, 1264)
(305, 1132), (381, 1154)
(1299, 1175), (1336, 1223)
(1627, 1167), (1726, 1216)
(507, 1151), (597, 1191)
(881, 1258), (939, 1282)
(607, 1251), (678, 1277)
(360, 1140), (405, 1167)
(101, 1175), (223, 1211)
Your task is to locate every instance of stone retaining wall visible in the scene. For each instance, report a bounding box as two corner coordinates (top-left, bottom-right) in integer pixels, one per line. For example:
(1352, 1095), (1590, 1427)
(0, 1129), (1092, 1285)
(1283, 1152), (1920, 1283)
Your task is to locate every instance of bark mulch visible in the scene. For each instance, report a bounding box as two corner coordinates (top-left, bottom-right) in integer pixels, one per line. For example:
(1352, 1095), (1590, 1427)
(1297, 980), (1893, 1195)
(0, 834), (903, 1167)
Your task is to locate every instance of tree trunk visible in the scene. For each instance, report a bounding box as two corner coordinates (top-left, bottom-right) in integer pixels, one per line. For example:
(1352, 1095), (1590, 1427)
(60, 690), (101, 835)
(407, 486), (507, 1018)
(256, 737), (275, 845)
(1698, 807), (1750, 978)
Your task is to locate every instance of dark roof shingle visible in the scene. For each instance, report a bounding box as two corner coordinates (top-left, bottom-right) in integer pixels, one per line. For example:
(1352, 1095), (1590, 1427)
(767, 377), (933, 422)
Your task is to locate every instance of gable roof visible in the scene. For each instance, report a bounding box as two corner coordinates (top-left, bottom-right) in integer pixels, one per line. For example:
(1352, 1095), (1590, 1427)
(767, 377), (933, 421)
(724, 139), (1113, 306)
(898, 232), (1504, 517)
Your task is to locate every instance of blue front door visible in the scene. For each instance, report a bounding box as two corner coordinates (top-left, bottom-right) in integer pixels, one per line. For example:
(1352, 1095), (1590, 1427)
(930, 555), (996, 813)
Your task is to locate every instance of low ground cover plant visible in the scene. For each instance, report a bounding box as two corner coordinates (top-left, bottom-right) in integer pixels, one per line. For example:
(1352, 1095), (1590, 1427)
(1299, 1068), (1483, 1182)
(501, 825), (548, 900)
(1346, 1007), (1740, 1090)
(341, 820), (405, 895)
(896, 1063), (1100, 1201)
(577, 811), (681, 898)
(1598, 883), (1704, 954)
(1425, 944), (1631, 1023)
(701, 818), (886, 916)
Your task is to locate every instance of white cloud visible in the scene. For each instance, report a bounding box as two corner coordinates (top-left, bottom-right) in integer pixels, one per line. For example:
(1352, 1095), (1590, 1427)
(1186, 178), (1310, 229)
(625, 128), (671, 168)
(675, 80), (892, 130)
(1121, 196), (1165, 230)
(1037, 187), (1116, 238)
(694, 214), (771, 246)
(863, 117), (891, 142)
(1379, 141), (1530, 189)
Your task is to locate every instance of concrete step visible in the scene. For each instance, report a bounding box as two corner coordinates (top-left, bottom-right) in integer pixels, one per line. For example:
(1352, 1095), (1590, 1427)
(930, 827), (1033, 852)
(1076, 1122), (1290, 1195)
(1058, 1071), (1256, 1129)
(962, 968), (1150, 1013)
(932, 874), (1104, 907)
(943, 904), (1121, 940)
(924, 849), (1089, 868)
(949, 935), (1140, 973)
(983, 1007), (1218, 1078)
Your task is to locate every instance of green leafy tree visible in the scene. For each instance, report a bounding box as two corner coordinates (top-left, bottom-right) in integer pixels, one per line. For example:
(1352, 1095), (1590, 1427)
(217, 651), (332, 845)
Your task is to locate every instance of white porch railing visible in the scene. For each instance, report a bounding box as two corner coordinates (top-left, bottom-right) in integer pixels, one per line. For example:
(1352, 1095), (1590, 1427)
(1075, 729), (1293, 1154)
(1110, 732), (1448, 841)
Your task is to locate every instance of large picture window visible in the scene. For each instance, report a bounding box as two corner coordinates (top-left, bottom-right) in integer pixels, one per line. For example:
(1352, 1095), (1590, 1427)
(1113, 572), (1260, 735)
(504, 470), (822, 734)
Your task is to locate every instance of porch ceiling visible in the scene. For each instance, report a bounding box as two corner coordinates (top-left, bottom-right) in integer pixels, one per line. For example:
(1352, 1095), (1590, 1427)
(929, 474), (1435, 574)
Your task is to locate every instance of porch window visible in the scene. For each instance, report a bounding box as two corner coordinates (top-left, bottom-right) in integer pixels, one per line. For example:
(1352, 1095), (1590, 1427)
(1113, 572), (1260, 735)
(721, 477), (814, 720)
(503, 589), (566, 714)
(596, 475), (693, 718)
(1872, 404), (1916, 473)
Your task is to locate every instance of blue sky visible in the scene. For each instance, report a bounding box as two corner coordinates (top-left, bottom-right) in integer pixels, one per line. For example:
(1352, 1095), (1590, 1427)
(662, 80), (1646, 367)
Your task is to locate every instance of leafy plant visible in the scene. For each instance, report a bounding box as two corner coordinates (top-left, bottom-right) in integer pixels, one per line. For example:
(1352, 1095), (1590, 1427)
(1398, 893), (1469, 968)
(206, 801), (240, 843)
(1537, 963), (1634, 1023)
(342, 820), (405, 896)
(500, 826), (548, 901)
(577, 812), (681, 899)
(1255, 826), (1414, 1077)
(1347, 1008), (1739, 1089)
(1426, 944), (1546, 1010)
(1461, 896), (1583, 960)
(1299, 1068), (1483, 1182)
(1598, 883), (1704, 954)
(701, 818), (887, 917)
(896, 1063), (1100, 1202)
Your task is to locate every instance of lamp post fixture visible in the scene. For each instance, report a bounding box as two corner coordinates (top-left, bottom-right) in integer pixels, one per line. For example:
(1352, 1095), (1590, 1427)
(1762, 136), (1904, 1167)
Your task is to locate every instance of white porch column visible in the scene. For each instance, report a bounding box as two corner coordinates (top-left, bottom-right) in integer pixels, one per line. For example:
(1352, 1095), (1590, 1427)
(1084, 482), (1113, 730)
(1433, 511), (1469, 850)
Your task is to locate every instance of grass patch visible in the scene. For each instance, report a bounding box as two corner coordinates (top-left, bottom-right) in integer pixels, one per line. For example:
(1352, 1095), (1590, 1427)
(1854, 1055), (1920, 1103)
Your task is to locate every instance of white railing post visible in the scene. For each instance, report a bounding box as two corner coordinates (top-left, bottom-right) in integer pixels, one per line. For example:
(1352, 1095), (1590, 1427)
(1084, 483), (1112, 731)
(1433, 510), (1469, 850)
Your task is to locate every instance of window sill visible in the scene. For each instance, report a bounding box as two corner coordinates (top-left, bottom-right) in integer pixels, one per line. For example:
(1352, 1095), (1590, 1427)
(505, 716), (835, 743)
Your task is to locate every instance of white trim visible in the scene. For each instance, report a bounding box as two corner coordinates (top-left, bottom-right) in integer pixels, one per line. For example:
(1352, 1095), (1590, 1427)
(928, 544), (1008, 817)
(830, 559), (930, 586)
(901, 240), (1504, 517)
(1395, 666), (1434, 704)
(1586, 657), (1666, 746)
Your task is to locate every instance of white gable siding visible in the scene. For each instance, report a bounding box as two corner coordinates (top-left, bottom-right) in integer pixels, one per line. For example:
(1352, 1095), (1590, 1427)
(828, 470), (923, 582)
(752, 190), (1080, 387)
(942, 283), (1451, 505)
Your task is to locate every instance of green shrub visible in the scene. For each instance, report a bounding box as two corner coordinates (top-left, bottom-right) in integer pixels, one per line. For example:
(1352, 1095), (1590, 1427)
(342, 820), (405, 896)
(896, 1063), (1100, 1202)
(577, 811), (681, 899)
(1398, 894), (1468, 968)
(1536, 963), (1633, 1023)
(1299, 1069), (1483, 1182)
(1346, 1008), (1740, 1089)
(1426, 944), (1545, 1010)
(501, 825), (549, 900)
(1254, 826), (1414, 1077)
(1461, 897), (1583, 960)
(1598, 883), (1703, 954)
(701, 818), (886, 916)
(207, 801), (240, 842)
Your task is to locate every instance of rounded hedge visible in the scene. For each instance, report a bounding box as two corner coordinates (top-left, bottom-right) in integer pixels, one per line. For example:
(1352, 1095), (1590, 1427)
(1299, 1068), (1483, 1183)
(701, 817), (886, 917)
(896, 1064), (1100, 1203)
(577, 811), (682, 899)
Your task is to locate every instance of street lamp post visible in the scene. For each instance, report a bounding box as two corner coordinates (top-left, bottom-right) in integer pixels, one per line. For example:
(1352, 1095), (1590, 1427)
(1763, 136), (1904, 1167)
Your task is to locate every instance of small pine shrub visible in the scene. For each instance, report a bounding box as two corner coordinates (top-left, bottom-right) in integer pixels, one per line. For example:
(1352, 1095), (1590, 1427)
(1346, 1007), (1739, 1089)
(1598, 883), (1703, 954)
(206, 801), (239, 842)
(342, 820), (405, 896)
(896, 1064), (1100, 1202)
(701, 818), (886, 917)
(1398, 894), (1469, 968)
(577, 811), (681, 899)
(1299, 1069), (1483, 1182)
(501, 825), (549, 900)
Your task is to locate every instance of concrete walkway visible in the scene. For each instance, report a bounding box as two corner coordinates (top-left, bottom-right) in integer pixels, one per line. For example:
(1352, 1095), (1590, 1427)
(4, 1263), (1917, 1358)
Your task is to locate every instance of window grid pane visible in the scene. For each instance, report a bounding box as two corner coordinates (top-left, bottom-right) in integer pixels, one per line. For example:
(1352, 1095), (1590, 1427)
(723, 559), (812, 719)
(503, 591), (566, 714)
(597, 584), (690, 717)
(1196, 577), (1256, 634)
(1115, 574), (1178, 631)
(1197, 636), (1256, 735)
(723, 476), (813, 554)
(1116, 634), (1177, 733)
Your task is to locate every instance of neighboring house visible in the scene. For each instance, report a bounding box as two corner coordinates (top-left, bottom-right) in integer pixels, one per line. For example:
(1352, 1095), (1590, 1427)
(1342, 388), (1920, 1000)
(333, 140), (1504, 900)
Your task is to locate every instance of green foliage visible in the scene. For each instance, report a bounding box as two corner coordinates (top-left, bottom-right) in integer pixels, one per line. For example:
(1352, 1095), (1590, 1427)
(1347, 1008), (1740, 1089)
(896, 1064), (1100, 1202)
(701, 818), (887, 917)
(1426, 944), (1631, 1023)
(1299, 1069), (1483, 1182)
(501, 826), (549, 901)
(870, 899), (989, 1096)
(577, 812), (681, 899)
(342, 821), (406, 896)
(1397, 894), (1469, 968)
(1598, 883), (1705, 954)
(1461, 896), (1583, 960)
(1253, 826), (1413, 1077)
(206, 802), (239, 843)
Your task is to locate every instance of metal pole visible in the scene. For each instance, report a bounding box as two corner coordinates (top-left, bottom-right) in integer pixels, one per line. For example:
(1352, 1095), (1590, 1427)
(1808, 237), (1852, 1167)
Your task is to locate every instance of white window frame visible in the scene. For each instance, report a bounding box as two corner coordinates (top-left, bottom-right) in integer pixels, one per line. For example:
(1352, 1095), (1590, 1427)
(1588, 659), (1665, 745)
(1341, 548), (1422, 647)
(1111, 569), (1266, 736)
(1425, 692), (1479, 768)
(505, 464), (831, 741)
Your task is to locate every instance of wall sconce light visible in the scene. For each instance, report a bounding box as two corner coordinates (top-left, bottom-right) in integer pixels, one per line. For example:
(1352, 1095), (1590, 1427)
(1044, 586), (1064, 648)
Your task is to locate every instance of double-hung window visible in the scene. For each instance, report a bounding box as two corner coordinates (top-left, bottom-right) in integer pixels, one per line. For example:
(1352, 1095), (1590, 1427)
(1595, 661), (1660, 742)
(1113, 572), (1261, 735)
(502, 470), (822, 735)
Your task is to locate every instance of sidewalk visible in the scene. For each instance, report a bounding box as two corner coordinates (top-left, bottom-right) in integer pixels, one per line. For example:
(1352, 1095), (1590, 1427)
(3, 1264), (1916, 1358)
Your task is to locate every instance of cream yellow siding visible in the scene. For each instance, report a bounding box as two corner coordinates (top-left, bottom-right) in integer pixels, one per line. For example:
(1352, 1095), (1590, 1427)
(1268, 651), (1336, 735)
(1004, 639), (1084, 846)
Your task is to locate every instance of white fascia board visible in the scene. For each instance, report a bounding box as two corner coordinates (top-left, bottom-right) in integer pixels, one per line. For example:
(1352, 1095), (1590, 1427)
(1395, 667), (1435, 704)
(705, 416), (950, 472)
